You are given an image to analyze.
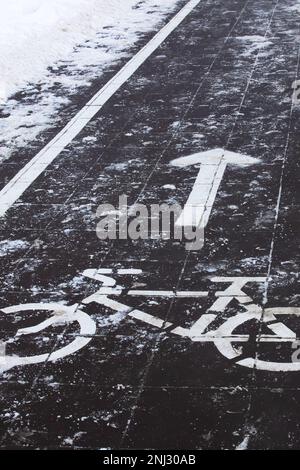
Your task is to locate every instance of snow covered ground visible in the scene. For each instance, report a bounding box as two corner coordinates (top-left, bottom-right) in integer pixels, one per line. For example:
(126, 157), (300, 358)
(0, 0), (180, 160)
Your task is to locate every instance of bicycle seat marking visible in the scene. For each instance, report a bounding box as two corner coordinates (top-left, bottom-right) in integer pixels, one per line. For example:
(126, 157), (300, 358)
(1, 269), (299, 373)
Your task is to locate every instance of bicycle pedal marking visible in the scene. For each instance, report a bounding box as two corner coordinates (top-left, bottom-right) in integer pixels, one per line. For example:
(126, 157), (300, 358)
(1, 270), (300, 373)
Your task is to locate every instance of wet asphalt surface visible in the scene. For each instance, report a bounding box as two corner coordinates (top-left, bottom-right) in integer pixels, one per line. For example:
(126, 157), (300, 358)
(1, 0), (300, 450)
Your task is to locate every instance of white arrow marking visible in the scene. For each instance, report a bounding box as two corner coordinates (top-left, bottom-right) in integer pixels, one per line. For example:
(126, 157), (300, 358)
(171, 148), (259, 228)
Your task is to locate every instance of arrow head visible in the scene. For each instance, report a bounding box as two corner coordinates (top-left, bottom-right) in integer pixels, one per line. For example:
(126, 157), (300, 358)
(171, 148), (259, 167)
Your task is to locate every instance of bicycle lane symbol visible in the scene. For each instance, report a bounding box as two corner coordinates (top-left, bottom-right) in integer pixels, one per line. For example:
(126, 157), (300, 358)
(1, 270), (300, 373)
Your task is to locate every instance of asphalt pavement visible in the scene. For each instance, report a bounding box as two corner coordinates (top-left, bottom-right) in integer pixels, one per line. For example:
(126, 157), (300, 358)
(0, 0), (300, 450)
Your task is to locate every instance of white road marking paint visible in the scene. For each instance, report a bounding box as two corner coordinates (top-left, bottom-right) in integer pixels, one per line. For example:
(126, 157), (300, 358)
(171, 148), (259, 228)
(84, 294), (172, 330)
(82, 287), (208, 297)
(127, 290), (208, 298)
(0, 303), (96, 372)
(2, 273), (300, 373)
(0, 0), (203, 218)
(82, 268), (143, 295)
(83, 272), (300, 372)
(82, 269), (208, 298)
(217, 308), (300, 372)
(208, 276), (266, 312)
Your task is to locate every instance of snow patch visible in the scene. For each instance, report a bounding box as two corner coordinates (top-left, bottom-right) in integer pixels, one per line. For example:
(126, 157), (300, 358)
(0, 239), (30, 257)
(98, 310), (127, 327)
(0, 0), (180, 160)
(236, 435), (250, 450)
(236, 35), (272, 57)
(0, 0), (177, 102)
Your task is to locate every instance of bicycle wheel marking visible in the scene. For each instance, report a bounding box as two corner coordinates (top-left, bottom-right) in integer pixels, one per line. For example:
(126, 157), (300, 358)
(0, 303), (96, 373)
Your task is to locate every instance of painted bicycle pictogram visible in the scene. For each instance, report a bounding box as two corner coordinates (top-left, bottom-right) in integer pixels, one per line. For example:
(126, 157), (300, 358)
(1, 269), (299, 373)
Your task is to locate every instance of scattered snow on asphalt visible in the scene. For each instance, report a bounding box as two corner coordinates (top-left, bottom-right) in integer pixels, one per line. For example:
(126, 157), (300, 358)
(0, 0), (180, 160)
(236, 35), (272, 58)
(0, 239), (30, 257)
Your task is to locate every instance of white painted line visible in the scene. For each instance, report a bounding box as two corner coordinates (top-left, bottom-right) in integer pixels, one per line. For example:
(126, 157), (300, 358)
(0, 0), (202, 218)
(129, 309), (173, 330)
(95, 268), (142, 275)
(127, 290), (208, 298)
